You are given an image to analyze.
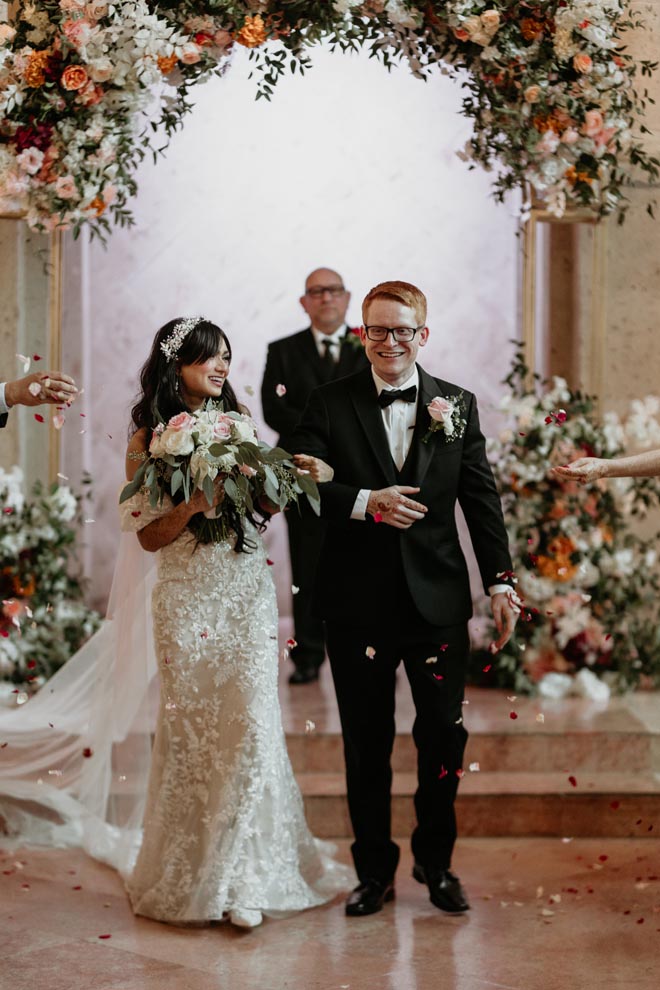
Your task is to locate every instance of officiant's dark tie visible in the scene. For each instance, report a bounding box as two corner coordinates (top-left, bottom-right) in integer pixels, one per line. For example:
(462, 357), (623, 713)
(320, 338), (336, 379)
(377, 385), (417, 408)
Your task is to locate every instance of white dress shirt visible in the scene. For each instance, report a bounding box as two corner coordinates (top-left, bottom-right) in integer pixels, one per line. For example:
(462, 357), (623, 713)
(311, 324), (347, 363)
(0, 383), (8, 416)
(349, 367), (509, 598)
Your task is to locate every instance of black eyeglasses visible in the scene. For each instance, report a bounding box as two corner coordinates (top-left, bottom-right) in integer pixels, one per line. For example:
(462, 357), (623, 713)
(364, 326), (424, 342)
(305, 285), (346, 298)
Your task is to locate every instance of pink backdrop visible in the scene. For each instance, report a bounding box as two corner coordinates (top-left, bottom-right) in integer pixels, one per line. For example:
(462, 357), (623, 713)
(59, 46), (520, 613)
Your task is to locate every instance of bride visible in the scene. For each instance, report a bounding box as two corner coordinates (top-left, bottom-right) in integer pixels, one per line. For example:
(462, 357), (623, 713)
(0, 316), (349, 930)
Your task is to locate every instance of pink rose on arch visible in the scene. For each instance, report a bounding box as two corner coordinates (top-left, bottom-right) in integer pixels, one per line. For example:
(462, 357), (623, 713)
(167, 411), (195, 432)
(55, 174), (77, 199)
(62, 18), (93, 49)
(561, 127), (580, 145)
(428, 396), (454, 422)
(582, 109), (604, 137)
(180, 42), (202, 65)
(213, 30), (233, 50)
(16, 147), (44, 175)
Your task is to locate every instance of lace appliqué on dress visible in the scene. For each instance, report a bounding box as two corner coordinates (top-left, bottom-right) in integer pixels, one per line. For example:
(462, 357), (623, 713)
(123, 491), (352, 922)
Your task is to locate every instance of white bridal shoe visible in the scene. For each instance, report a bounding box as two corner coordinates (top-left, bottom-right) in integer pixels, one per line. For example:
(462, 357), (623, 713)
(229, 907), (263, 929)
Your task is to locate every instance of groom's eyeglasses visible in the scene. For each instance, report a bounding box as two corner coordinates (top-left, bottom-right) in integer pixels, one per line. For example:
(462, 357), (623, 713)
(305, 285), (346, 298)
(364, 326), (424, 342)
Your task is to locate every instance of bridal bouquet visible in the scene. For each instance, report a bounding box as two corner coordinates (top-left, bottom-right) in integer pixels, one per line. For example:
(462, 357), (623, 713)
(119, 402), (319, 544)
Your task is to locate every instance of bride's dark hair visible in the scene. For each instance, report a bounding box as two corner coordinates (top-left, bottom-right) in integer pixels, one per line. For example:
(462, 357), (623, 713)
(130, 318), (240, 433)
(130, 318), (265, 553)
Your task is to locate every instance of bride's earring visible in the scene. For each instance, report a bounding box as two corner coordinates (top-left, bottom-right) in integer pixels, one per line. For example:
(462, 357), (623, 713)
(175, 375), (180, 394)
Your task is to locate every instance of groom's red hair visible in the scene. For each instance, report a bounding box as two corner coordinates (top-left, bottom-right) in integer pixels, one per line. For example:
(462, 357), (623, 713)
(362, 280), (427, 326)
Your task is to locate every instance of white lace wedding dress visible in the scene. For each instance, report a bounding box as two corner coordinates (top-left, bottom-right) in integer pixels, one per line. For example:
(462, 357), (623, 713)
(119, 492), (351, 923)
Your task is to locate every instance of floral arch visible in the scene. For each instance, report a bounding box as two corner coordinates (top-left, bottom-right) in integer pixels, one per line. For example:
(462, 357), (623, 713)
(0, 1), (657, 239)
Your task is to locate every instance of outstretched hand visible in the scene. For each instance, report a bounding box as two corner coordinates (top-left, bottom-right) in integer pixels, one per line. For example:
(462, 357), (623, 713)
(489, 591), (519, 654)
(367, 486), (427, 530)
(552, 457), (606, 485)
(293, 454), (334, 483)
(5, 371), (78, 408)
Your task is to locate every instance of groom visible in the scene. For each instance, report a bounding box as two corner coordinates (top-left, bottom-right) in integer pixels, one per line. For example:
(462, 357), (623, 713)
(293, 280), (517, 916)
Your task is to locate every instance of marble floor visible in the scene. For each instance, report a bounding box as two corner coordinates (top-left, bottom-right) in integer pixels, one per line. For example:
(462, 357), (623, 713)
(1, 658), (659, 989)
(1, 839), (658, 990)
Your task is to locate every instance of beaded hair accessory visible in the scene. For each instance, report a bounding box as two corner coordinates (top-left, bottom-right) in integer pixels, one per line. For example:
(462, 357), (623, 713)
(160, 317), (204, 361)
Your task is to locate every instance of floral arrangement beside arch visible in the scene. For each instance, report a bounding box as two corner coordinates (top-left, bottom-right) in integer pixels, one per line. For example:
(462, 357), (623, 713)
(0, 1), (657, 239)
(469, 347), (660, 697)
(0, 467), (101, 703)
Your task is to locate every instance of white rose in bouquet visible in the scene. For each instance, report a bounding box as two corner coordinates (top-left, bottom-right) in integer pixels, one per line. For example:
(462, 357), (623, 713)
(231, 417), (258, 444)
(161, 429), (195, 457)
(190, 449), (219, 483)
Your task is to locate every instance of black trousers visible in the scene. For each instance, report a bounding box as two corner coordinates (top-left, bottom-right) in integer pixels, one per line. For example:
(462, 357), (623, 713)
(325, 600), (469, 884)
(284, 504), (327, 671)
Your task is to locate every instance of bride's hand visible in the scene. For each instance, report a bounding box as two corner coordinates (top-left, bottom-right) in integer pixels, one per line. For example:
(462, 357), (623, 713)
(188, 476), (225, 514)
(293, 454), (334, 483)
(552, 457), (606, 485)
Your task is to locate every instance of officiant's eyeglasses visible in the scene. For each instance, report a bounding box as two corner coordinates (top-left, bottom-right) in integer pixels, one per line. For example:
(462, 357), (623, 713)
(364, 326), (424, 342)
(305, 285), (346, 298)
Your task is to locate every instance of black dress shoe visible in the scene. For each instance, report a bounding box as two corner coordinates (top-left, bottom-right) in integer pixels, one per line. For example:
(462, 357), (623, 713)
(345, 879), (395, 917)
(288, 665), (319, 685)
(413, 864), (470, 913)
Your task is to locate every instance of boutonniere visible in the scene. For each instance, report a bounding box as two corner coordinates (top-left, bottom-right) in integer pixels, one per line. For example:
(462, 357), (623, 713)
(342, 327), (363, 350)
(422, 393), (467, 444)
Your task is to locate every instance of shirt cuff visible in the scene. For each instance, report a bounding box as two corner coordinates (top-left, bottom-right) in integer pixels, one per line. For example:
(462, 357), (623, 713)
(0, 383), (8, 416)
(489, 584), (513, 597)
(351, 489), (371, 520)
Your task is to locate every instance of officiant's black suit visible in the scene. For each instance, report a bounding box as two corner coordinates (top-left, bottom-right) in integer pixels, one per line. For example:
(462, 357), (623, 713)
(292, 364), (513, 882)
(261, 328), (368, 673)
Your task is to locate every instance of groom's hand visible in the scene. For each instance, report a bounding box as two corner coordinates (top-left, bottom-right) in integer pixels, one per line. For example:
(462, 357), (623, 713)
(367, 486), (427, 530)
(489, 591), (519, 653)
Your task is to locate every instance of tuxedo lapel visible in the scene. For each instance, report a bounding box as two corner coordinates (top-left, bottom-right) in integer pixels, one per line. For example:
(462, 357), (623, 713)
(398, 365), (437, 487)
(348, 371), (398, 486)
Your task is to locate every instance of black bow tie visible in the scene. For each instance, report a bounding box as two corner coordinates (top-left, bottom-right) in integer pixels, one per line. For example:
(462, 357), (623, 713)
(377, 385), (417, 408)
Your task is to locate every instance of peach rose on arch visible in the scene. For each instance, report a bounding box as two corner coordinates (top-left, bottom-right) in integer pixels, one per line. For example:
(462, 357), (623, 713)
(61, 64), (89, 91)
(573, 53), (593, 74)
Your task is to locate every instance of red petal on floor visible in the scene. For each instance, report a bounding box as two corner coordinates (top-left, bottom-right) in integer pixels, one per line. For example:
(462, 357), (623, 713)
(34, 414), (44, 422)
(98, 934), (112, 939)
(82, 748), (93, 758)
(482, 664), (492, 672)
(509, 712), (518, 720)
(568, 776), (577, 787)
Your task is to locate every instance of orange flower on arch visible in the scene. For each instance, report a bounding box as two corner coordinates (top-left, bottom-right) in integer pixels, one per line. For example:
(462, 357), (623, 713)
(236, 14), (268, 49)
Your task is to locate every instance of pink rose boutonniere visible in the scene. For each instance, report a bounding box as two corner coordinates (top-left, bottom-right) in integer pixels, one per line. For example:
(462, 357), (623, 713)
(422, 393), (467, 444)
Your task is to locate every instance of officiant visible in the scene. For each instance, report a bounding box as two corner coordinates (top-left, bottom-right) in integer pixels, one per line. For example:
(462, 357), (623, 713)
(261, 268), (368, 683)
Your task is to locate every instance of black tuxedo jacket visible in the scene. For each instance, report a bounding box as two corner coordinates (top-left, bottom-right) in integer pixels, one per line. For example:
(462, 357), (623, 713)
(292, 364), (513, 627)
(261, 327), (369, 452)
(0, 414), (7, 429)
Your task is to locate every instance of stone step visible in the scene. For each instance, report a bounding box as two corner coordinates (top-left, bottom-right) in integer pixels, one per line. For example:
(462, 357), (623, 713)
(286, 730), (659, 774)
(298, 771), (660, 839)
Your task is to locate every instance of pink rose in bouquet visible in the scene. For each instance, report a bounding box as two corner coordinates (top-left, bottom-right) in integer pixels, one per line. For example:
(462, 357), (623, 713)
(168, 411), (195, 432)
